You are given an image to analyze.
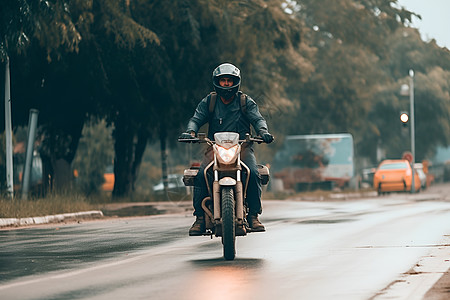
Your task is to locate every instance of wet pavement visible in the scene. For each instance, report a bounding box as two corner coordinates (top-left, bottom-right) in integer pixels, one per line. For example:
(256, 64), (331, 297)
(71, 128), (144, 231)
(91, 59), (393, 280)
(0, 216), (190, 283)
(102, 205), (164, 217)
(1, 184), (450, 299)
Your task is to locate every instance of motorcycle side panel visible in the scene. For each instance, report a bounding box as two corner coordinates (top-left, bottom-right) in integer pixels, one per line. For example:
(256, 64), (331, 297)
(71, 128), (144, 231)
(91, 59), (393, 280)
(257, 164), (270, 185)
(183, 169), (198, 186)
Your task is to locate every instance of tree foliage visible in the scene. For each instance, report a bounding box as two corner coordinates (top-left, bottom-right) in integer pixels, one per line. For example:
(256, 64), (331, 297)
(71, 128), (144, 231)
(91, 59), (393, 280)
(1, 0), (450, 196)
(276, 0), (450, 164)
(362, 27), (450, 161)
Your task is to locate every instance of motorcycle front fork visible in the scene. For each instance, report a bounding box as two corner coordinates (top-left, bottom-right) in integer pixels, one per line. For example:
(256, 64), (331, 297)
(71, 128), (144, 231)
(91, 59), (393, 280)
(203, 169), (245, 229)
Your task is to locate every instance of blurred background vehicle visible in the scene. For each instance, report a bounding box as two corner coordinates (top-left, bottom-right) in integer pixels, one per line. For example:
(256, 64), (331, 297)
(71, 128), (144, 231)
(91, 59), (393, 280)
(152, 174), (187, 195)
(373, 159), (421, 195)
(273, 133), (356, 192)
(360, 167), (376, 188)
(414, 163), (427, 190)
(101, 165), (115, 192)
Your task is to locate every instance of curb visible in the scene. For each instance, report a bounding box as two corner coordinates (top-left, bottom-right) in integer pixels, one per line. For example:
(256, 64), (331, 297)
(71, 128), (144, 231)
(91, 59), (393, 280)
(0, 210), (104, 228)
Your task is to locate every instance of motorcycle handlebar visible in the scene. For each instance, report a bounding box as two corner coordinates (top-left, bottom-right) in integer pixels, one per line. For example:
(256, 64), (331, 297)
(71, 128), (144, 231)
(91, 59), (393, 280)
(177, 138), (202, 143)
(178, 135), (268, 144)
(247, 137), (265, 144)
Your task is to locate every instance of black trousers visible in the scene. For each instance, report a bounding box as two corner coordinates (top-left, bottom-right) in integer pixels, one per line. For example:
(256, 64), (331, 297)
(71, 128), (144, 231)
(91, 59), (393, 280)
(192, 145), (262, 217)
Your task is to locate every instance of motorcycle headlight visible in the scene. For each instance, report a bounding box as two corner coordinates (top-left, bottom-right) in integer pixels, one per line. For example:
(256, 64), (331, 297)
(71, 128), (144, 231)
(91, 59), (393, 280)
(215, 144), (239, 164)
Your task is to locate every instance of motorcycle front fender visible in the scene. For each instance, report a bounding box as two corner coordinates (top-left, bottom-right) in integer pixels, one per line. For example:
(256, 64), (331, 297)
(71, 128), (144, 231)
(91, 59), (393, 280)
(219, 177), (236, 186)
(213, 177), (237, 222)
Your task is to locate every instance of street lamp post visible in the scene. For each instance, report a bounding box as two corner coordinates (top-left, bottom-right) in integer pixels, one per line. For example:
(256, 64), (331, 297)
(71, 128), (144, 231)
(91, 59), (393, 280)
(400, 70), (415, 193)
(408, 70), (415, 193)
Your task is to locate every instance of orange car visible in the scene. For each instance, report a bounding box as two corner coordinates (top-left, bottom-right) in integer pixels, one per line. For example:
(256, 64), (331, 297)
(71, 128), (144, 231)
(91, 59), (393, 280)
(373, 159), (421, 195)
(102, 165), (115, 192)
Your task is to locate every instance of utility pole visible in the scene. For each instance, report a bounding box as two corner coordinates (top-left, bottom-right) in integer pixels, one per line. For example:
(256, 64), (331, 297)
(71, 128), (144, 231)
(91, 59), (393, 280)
(409, 69), (415, 193)
(22, 109), (39, 200)
(4, 57), (14, 199)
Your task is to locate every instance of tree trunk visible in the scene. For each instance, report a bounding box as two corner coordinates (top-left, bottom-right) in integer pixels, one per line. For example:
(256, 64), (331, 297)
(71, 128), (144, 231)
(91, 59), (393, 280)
(112, 115), (149, 199)
(112, 116), (134, 198)
(131, 127), (149, 191)
(39, 120), (83, 195)
(53, 159), (73, 192)
(40, 153), (53, 195)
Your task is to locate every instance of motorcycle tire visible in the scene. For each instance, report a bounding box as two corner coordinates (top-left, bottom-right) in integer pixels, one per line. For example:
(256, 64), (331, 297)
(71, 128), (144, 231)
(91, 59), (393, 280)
(221, 187), (236, 260)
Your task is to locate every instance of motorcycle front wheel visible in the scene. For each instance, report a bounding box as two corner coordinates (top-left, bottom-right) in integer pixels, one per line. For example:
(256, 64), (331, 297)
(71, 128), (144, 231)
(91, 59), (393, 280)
(221, 187), (236, 260)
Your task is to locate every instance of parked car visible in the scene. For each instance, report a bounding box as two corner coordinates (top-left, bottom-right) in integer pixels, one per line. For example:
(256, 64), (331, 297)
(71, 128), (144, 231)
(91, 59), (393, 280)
(414, 163), (428, 190)
(373, 159), (421, 195)
(360, 167), (376, 188)
(153, 174), (187, 194)
(102, 165), (115, 192)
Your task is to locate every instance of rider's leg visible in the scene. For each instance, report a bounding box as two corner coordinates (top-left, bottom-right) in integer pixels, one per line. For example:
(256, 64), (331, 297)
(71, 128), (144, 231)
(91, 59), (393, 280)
(241, 147), (265, 231)
(192, 147), (214, 216)
(189, 147), (213, 235)
(192, 166), (208, 217)
(189, 169), (208, 235)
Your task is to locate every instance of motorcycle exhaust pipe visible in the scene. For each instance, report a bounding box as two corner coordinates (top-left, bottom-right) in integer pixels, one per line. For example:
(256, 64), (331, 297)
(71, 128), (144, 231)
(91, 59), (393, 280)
(213, 181), (221, 221)
(201, 197), (214, 222)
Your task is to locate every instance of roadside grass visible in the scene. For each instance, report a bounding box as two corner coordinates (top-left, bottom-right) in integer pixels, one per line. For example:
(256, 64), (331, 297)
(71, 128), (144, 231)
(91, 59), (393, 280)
(0, 188), (377, 219)
(0, 193), (103, 219)
(0, 192), (187, 219)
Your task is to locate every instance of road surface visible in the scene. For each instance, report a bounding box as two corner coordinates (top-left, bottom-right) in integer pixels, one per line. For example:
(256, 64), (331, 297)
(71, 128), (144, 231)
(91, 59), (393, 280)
(1, 188), (450, 299)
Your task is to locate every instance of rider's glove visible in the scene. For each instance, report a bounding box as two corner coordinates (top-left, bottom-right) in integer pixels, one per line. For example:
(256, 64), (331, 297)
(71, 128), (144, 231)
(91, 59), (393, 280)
(179, 131), (195, 140)
(259, 130), (274, 144)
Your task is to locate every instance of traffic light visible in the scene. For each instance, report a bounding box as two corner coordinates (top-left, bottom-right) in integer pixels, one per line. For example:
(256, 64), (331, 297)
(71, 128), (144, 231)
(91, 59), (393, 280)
(400, 111), (409, 127)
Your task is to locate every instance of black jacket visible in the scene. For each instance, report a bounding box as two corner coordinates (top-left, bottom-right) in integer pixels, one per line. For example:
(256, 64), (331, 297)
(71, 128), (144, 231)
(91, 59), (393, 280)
(186, 92), (269, 140)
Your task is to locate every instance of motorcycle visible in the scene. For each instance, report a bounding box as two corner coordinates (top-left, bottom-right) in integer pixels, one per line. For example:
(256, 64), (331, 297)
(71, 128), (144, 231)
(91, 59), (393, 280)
(179, 132), (270, 260)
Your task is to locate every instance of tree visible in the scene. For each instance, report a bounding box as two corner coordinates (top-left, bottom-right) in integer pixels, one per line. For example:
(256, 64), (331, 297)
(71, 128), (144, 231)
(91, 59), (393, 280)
(72, 118), (114, 195)
(126, 0), (307, 196)
(1, 0), (91, 192)
(271, 0), (447, 167)
(0, 0), (85, 62)
(3, 0), (449, 196)
(361, 27), (450, 162)
(2, 0), (160, 194)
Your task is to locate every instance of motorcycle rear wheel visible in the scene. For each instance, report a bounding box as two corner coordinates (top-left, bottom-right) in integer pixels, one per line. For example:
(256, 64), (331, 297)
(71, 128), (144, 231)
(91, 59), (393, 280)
(221, 187), (236, 260)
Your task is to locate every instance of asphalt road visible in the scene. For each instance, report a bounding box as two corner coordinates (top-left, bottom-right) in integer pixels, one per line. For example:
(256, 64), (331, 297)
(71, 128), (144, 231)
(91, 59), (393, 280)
(1, 187), (450, 300)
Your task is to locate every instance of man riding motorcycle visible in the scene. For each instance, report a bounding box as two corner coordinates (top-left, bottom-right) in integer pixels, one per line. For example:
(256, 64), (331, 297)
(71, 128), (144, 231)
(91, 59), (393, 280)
(179, 63), (274, 236)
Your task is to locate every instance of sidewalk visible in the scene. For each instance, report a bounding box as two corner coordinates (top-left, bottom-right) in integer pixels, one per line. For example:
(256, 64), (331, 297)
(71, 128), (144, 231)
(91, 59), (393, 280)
(373, 182), (450, 300)
(415, 183), (450, 300)
(0, 210), (104, 228)
(0, 200), (193, 229)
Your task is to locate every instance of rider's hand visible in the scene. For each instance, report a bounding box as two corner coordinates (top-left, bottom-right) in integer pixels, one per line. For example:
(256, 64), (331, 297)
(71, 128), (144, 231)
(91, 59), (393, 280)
(179, 131), (195, 140)
(259, 131), (274, 144)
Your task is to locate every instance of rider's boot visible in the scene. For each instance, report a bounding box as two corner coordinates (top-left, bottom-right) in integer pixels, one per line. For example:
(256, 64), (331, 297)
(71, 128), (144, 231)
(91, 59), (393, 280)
(247, 214), (265, 232)
(235, 223), (247, 236)
(189, 216), (205, 236)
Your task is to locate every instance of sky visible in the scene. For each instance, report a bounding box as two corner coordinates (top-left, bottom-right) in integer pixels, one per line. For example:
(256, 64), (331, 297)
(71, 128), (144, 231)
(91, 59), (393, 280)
(396, 0), (450, 49)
